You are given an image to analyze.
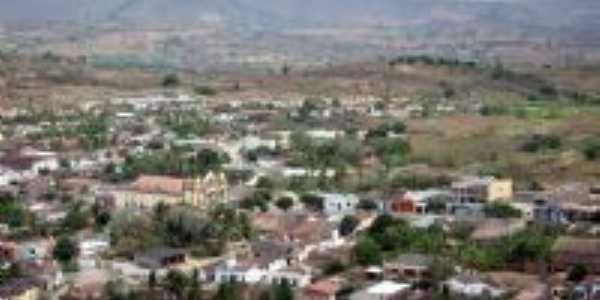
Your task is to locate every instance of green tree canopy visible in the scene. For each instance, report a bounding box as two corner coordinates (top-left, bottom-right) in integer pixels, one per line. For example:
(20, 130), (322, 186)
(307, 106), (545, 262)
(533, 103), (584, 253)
(53, 235), (79, 264)
(353, 237), (383, 266)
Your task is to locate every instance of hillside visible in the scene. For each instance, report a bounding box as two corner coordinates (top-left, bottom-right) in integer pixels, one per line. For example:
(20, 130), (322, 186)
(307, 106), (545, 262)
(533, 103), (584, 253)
(1, 0), (600, 39)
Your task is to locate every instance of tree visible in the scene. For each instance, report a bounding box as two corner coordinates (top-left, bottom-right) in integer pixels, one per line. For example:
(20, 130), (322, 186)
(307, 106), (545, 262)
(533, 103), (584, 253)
(162, 73), (180, 87)
(583, 137), (600, 161)
(164, 269), (190, 300)
(53, 235), (79, 265)
(483, 202), (522, 219)
(520, 134), (561, 153)
(194, 85), (217, 96)
(281, 64), (291, 76)
(300, 194), (324, 212)
(353, 237), (382, 266)
(187, 278), (203, 300)
(0, 194), (31, 228)
(322, 259), (346, 276)
(0, 263), (21, 284)
(273, 279), (294, 300)
(339, 215), (359, 236)
(275, 197), (294, 212)
(62, 203), (90, 232)
(216, 281), (240, 300)
(148, 270), (157, 290)
(196, 148), (230, 172)
(567, 264), (588, 282)
(240, 190), (272, 212)
(370, 138), (411, 169)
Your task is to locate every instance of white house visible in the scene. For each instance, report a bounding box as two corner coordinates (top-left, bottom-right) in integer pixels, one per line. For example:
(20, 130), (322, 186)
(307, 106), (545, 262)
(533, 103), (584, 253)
(321, 193), (359, 217)
(213, 257), (310, 287)
(0, 166), (21, 186)
(0, 149), (60, 181)
(80, 239), (110, 258)
(283, 168), (335, 178)
(444, 273), (505, 298)
(240, 135), (277, 151)
(349, 280), (411, 300)
(306, 130), (344, 140)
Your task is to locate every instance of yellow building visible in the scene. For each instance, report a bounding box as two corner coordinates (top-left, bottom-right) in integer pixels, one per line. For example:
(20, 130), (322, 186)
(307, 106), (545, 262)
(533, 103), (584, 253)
(111, 172), (228, 210)
(451, 176), (513, 204)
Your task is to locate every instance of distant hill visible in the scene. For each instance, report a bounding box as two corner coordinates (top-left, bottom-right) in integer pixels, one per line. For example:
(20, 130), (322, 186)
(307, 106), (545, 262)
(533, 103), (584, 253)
(0, 0), (599, 39)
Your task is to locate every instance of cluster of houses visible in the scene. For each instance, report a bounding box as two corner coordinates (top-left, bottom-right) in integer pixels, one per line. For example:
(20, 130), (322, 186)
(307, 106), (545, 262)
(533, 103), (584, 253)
(0, 93), (600, 300)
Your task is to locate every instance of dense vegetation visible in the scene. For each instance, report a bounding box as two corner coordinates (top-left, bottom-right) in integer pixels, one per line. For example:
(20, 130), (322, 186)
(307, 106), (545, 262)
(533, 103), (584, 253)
(109, 205), (252, 258)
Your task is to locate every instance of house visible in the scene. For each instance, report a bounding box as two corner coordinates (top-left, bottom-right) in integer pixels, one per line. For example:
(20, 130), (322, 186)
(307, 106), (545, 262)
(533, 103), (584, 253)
(302, 278), (341, 300)
(0, 277), (45, 300)
(0, 167), (20, 186)
(389, 190), (451, 215)
(451, 176), (513, 204)
(240, 135), (277, 151)
(306, 130), (344, 140)
(213, 241), (311, 287)
(551, 237), (600, 274)
(321, 193), (359, 217)
(110, 172), (228, 210)
(450, 176), (513, 212)
(349, 280), (411, 300)
(134, 248), (187, 269)
(384, 254), (433, 281)
(534, 183), (600, 224)
(0, 148), (59, 182)
(79, 238), (110, 258)
(444, 272), (505, 298)
(570, 277), (600, 300)
(16, 239), (55, 263)
(282, 168), (336, 179)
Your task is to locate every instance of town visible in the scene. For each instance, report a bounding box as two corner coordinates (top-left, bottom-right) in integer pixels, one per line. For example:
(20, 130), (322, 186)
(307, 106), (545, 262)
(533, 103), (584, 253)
(1, 76), (600, 300)
(2, 1), (600, 299)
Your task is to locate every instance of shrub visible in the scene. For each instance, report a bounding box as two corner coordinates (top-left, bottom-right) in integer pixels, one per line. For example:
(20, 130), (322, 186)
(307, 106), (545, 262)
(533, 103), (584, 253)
(582, 137), (600, 161)
(353, 237), (382, 266)
(275, 197), (294, 211)
(483, 202), (522, 219)
(194, 85), (218, 96)
(568, 264), (588, 282)
(520, 134), (561, 152)
(339, 215), (360, 236)
(162, 73), (180, 87)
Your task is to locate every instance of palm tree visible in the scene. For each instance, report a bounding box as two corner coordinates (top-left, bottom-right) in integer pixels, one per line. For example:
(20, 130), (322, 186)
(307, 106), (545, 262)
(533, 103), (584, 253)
(164, 270), (190, 300)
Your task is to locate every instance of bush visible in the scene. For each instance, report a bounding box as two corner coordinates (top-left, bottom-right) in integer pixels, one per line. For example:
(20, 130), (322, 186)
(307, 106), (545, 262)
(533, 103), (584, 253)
(582, 137), (600, 161)
(322, 260), (347, 276)
(339, 215), (360, 236)
(483, 202), (522, 219)
(300, 194), (324, 211)
(370, 138), (411, 168)
(567, 264), (588, 282)
(353, 237), (383, 266)
(480, 104), (508, 116)
(162, 73), (180, 87)
(275, 197), (294, 211)
(539, 85), (558, 97)
(0, 194), (32, 228)
(194, 85), (218, 96)
(520, 134), (561, 152)
(53, 235), (80, 265)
